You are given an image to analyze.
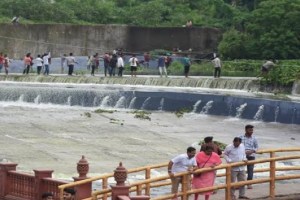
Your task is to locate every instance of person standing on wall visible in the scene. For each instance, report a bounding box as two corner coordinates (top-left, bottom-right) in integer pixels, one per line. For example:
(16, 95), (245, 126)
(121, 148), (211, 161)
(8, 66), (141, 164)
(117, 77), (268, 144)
(34, 54), (43, 75)
(0, 52), (4, 73)
(181, 54), (191, 78)
(144, 52), (150, 68)
(212, 55), (221, 78)
(66, 53), (77, 76)
(117, 54), (124, 77)
(90, 54), (98, 76)
(157, 54), (168, 78)
(43, 52), (51, 76)
(3, 54), (11, 75)
(129, 54), (139, 77)
(103, 52), (110, 77)
(224, 137), (249, 200)
(23, 53), (32, 74)
(240, 124), (258, 190)
(168, 147), (197, 200)
(109, 53), (118, 77)
(61, 54), (67, 73)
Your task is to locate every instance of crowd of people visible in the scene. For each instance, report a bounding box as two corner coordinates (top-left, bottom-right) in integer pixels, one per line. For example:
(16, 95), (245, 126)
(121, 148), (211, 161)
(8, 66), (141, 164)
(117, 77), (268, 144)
(168, 124), (258, 200)
(0, 50), (221, 78)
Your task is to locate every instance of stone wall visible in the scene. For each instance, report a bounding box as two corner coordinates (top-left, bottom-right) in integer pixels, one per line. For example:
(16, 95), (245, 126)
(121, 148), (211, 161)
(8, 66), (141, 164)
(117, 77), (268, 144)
(0, 24), (222, 58)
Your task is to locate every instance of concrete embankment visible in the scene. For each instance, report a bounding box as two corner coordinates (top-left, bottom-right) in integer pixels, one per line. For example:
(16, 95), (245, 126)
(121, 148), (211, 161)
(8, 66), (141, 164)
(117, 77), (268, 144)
(0, 74), (296, 95)
(0, 74), (266, 91)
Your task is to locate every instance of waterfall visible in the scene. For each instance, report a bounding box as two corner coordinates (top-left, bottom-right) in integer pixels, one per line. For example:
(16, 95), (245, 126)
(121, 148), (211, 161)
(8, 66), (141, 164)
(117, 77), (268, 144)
(128, 97), (137, 109)
(34, 95), (41, 104)
(115, 96), (126, 109)
(67, 96), (72, 106)
(17, 94), (24, 102)
(158, 98), (165, 111)
(100, 96), (110, 108)
(192, 100), (201, 113)
(274, 106), (280, 122)
(253, 105), (264, 121)
(200, 101), (213, 114)
(141, 97), (151, 110)
(235, 103), (247, 118)
(93, 97), (98, 107)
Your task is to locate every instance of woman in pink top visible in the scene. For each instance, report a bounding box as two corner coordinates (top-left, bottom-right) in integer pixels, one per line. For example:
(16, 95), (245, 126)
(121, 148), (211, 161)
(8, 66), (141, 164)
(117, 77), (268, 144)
(192, 145), (222, 200)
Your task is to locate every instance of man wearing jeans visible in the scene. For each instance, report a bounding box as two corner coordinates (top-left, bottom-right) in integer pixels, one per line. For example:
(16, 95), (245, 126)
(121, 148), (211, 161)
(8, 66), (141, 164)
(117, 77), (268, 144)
(168, 147), (197, 199)
(224, 137), (249, 200)
(240, 124), (258, 189)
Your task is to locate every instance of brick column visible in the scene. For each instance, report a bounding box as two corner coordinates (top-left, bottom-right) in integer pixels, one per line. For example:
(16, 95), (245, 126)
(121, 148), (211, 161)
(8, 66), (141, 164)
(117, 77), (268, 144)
(73, 156), (91, 200)
(0, 163), (18, 198)
(34, 169), (53, 200)
(111, 162), (131, 200)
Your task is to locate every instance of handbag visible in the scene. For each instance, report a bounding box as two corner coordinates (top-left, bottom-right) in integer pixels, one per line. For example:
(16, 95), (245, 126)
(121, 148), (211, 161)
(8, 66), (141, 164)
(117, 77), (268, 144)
(194, 154), (212, 177)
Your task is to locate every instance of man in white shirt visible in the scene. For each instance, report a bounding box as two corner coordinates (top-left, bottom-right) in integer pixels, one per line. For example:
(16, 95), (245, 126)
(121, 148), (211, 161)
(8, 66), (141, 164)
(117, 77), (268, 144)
(117, 54), (124, 77)
(212, 56), (222, 78)
(224, 137), (249, 200)
(34, 55), (43, 75)
(66, 53), (77, 76)
(43, 52), (51, 75)
(128, 54), (139, 77)
(167, 147), (197, 199)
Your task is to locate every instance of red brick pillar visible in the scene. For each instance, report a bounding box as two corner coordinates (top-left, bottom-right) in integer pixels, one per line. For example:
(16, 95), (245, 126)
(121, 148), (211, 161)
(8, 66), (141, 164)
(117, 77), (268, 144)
(111, 162), (131, 200)
(73, 155), (91, 200)
(34, 169), (53, 200)
(0, 163), (18, 198)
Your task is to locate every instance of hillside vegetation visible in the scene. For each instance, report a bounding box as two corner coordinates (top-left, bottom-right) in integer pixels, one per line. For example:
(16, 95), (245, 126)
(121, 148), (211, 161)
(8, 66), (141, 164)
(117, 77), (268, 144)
(0, 0), (299, 60)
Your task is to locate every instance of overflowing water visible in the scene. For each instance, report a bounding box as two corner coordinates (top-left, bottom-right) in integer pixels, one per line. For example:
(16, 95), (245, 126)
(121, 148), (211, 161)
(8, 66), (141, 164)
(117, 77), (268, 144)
(158, 98), (164, 111)
(141, 97), (151, 110)
(192, 100), (201, 113)
(254, 105), (265, 121)
(200, 100), (214, 114)
(128, 97), (137, 109)
(115, 96), (126, 109)
(236, 103), (248, 118)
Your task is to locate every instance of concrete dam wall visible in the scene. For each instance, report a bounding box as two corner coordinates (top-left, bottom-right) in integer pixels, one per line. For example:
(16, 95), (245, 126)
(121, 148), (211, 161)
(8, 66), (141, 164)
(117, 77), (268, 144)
(0, 24), (222, 58)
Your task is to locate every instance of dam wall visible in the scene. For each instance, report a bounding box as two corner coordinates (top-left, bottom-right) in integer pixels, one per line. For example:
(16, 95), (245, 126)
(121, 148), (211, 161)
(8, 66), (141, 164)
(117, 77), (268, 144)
(0, 24), (221, 58)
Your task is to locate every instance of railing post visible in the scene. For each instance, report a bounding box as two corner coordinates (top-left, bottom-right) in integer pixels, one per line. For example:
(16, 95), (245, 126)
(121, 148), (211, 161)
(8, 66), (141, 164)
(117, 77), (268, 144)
(225, 165), (232, 200)
(34, 169), (53, 200)
(73, 155), (92, 200)
(111, 162), (130, 200)
(145, 168), (151, 195)
(181, 174), (188, 200)
(269, 152), (276, 199)
(0, 163), (18, 198)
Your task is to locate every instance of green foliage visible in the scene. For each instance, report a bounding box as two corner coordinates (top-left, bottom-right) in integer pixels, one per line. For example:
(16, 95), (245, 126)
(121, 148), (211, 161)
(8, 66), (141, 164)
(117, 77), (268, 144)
(174, 108), (191, 118)
(260, 60), (300, 86)
(84, 112), (91, 118)
(131, 110), (151, 120)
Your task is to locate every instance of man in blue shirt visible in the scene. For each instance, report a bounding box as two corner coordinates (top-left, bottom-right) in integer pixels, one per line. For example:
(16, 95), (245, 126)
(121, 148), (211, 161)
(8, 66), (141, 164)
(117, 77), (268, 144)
(240, 124), (258, 189)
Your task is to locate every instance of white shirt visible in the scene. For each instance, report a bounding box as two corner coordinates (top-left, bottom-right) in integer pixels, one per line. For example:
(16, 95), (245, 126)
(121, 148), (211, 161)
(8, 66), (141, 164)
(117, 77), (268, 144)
(171, 153), (197, 174)
(212, 57), (221, 68)
(34, 57), (43, 67)
(117, 57), (124, 68)
(43, 53), (50, 65)
(224, 143), (247, 171)
(67, 56), (76, 65)
(129, 57), (138, 67)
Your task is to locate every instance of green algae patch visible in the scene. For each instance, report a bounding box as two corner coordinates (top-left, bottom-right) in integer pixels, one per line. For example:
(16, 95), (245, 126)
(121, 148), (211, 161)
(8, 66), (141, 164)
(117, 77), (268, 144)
(174, 108), (192, 118)
(130, 110), (151, 121)
(94, 109), (115, 114)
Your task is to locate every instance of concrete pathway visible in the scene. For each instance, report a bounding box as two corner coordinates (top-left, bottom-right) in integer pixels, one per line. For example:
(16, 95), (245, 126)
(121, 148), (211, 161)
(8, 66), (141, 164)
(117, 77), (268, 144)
(211, 182), (300, 200)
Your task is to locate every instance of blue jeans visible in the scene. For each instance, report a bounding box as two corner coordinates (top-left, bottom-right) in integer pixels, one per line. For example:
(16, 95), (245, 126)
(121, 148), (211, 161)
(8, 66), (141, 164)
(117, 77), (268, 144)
(0, 64), (3, 72)
(44, 65), (49, 75)
(246, 156), (255, 180)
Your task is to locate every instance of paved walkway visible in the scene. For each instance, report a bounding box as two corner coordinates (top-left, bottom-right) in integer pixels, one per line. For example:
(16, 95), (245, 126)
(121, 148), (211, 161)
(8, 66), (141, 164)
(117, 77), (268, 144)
(211, 182), (300, 200)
